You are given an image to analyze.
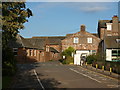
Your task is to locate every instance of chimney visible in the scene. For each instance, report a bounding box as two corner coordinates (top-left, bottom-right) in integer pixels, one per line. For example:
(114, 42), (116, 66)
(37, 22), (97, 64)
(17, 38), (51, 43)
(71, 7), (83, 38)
(112, 15), (119, 33)
(80, 24), (86, 32)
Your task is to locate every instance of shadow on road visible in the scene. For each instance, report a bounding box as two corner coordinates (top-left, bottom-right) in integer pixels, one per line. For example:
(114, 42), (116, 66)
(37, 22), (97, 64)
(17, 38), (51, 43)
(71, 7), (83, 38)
(41, 78), (61, 88)
(5, 62), (62, 89)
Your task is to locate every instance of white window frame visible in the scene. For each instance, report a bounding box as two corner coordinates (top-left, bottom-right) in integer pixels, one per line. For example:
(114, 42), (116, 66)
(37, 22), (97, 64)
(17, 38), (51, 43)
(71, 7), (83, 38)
(13, 48), (18, 56)
(106, 23), (112, 30)
(34, 50), (37, 56)
(73, 37), (79, 43)
(46, 46), (49, 52)
(87, 38), (92, 43)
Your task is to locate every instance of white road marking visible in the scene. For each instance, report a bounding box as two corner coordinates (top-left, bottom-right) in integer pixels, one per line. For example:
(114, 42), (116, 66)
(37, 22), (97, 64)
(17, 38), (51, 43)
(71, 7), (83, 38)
(69, 68), (101, 83)
(107, 84), (119, 88)
(33, 69), (45, 90)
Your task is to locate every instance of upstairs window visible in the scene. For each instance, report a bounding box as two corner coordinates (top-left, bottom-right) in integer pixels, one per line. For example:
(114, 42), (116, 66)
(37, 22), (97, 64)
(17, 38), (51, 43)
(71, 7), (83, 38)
(107, 23), (112, 30)
(13, 48), (18, 56)
(73, 37), (79, 43)
(87, 38), (92, 43)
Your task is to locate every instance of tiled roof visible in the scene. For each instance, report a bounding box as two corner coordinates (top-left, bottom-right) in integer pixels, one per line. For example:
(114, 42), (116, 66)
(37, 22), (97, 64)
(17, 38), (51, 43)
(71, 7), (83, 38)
(25, 38), (45, 50)
(98, 20), (112, 28)
(9, 35), (65, 53)
(50, 47), (59, 53)
(31, 36), (66, 45)
(8, 35), (35, 48)
(104, 36), (120, 49)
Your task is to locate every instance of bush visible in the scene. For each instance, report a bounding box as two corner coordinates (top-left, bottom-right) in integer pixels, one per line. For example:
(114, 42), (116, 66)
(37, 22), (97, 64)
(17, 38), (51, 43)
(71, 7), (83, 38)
(61, 56), (74, 64)
(2, 47), (17, 76)
(86, 54), (96, 64)
(61, 46), (75, 57)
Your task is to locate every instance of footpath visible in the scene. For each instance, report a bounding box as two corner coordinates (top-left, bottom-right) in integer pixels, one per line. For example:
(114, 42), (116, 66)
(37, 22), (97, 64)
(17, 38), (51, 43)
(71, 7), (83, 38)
(79, 64), (120, 81)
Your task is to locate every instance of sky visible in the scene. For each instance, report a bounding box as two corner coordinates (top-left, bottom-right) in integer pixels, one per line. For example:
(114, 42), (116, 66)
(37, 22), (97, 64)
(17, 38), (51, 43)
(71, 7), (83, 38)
(19, 2), (119, 38)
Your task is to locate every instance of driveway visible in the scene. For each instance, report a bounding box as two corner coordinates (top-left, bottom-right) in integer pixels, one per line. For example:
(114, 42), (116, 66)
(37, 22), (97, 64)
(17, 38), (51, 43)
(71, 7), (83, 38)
(10, 61), (119, 89)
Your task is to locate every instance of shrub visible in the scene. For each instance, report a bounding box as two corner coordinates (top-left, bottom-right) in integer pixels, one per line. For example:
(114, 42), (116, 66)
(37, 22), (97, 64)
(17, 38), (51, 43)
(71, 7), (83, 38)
(61, 56), (74, 64)
(61, 46), (75, 57)
(2, 47), (17, 76)
(86, 54), (96, 64)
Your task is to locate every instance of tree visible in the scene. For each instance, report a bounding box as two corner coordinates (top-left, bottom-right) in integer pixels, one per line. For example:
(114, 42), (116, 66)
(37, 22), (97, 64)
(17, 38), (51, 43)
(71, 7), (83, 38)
(2, 2), (33, 75)
(62, 46), (75, 57)
(61, 47), (75, 64)
(2, 2), (33, 49)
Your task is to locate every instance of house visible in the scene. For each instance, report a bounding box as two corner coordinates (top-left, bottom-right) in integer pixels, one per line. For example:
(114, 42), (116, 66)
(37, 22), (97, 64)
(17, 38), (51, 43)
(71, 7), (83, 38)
(103, 36), (120, 61)
(61, 25), (101, 65)
(9, 35), (65, 63)
(9, 15), (120, 63)
(98, 15), (120, 40)
(98, 15), (120, 62)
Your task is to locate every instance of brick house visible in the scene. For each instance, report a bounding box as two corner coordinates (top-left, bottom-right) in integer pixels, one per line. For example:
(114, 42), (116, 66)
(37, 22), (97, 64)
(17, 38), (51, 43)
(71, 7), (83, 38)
(61, 25), (101, 64)
(9, 15), (120, 63)
(98, 15), (120, 40)
(98, 15), (120, 61)
(104, 36), (120, 61)
(9, 35), (65, 63)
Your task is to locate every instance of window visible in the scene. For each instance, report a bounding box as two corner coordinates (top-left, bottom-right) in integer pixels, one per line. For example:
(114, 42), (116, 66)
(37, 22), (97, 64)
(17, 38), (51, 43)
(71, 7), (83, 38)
(92, 50), (96, 54)
(13, 48), (18, 56)
(112, 50), (120, 56)
(116, 39), (120, 43)
(107, 23), (112, 30)
(34, 50), (37, 56)
(107, 34), (112, 36)
(87, 38), (92, 43)
(29, 49), (33, 56)
(73, 37), (79, 43)
(46, 46), (49, 52)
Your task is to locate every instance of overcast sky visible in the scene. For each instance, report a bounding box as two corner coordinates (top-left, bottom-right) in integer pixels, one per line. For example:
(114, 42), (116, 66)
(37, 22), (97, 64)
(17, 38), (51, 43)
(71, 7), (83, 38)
(19, 2), (119, 38)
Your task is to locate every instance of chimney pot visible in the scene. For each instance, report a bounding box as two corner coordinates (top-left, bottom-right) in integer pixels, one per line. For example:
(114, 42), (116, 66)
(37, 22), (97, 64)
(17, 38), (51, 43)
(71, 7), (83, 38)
(80, 24), (86, 31)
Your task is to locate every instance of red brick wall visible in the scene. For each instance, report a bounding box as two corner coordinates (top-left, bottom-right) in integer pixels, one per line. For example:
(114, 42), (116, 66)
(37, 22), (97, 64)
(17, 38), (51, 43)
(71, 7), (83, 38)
(16, 48), (46, 63)
(62, 31), (100, 52)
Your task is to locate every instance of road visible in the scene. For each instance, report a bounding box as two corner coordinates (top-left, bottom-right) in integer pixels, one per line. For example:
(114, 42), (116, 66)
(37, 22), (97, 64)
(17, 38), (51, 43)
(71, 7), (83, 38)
(10, 61), (119, 89)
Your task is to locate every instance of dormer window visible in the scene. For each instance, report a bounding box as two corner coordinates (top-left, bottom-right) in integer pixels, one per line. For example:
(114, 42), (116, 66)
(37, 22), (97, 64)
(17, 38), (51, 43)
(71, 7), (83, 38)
(73, 37), (79, 43)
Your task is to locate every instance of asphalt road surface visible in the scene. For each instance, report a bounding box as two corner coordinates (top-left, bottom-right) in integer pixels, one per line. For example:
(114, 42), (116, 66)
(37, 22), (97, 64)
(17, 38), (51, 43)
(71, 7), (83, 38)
(10, 61), (119, 89)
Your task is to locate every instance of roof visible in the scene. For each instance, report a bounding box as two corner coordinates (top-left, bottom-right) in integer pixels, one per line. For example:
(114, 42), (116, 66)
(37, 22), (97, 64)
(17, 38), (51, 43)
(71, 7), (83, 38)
(98, 20), (112, 28)
(9, 35), (65, 52)
(50, 47), (59, 53)
(8, 35), (35, 49)
(104, 36), (120, 49)
(31, 36), (66, 45)
(92, 33), (99, 37)
(98, 19), (120, 28)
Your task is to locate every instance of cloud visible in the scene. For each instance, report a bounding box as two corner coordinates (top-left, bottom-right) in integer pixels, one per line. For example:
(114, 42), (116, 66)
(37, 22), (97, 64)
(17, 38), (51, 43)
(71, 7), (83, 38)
(80, 6), (109, 12)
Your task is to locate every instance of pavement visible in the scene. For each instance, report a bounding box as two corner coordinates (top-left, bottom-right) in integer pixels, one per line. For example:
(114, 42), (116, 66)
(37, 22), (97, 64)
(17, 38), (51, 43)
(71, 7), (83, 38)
(6, 61), (120, 89)
(78, 64), (120, 81)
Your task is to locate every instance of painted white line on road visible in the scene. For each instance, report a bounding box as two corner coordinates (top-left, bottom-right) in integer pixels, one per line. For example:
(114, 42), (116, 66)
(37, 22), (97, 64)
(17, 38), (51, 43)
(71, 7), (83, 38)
(33, 69), (45, 90)
(107, 84), (119, 88)
(69, 68), (101, 83)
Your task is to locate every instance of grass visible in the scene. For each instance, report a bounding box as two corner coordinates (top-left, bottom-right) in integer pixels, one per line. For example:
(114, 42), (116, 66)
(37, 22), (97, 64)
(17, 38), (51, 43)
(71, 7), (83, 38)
(2, 76), (13, 88)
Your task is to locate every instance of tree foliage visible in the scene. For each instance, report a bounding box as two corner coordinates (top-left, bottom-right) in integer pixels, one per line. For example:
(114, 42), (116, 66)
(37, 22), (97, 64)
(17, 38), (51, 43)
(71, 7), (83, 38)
(2, 2), (33, 76)
(2, 2), (33, 48)
(62, 46), (75, 57)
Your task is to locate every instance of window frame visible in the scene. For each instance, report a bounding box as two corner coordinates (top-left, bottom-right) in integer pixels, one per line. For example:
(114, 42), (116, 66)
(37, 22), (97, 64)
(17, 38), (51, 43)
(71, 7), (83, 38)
(87, 38), (92, 43)
(73, 37), (79, 43)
